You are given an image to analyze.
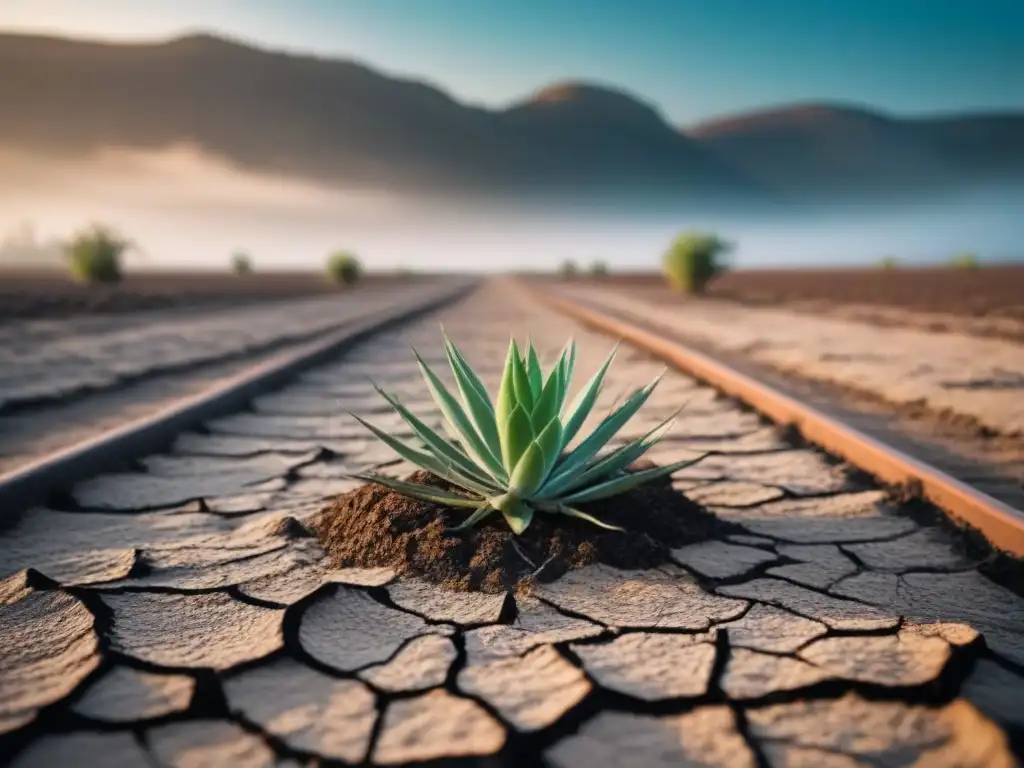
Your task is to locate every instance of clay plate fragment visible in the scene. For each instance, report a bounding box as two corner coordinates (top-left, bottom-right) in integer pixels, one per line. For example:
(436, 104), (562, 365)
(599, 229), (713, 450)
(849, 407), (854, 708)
(373, 689), (506, 764)
(224, 658), (376, 763)
(73, 666), (195, 723)
(547, 705), (756, 768)
(10, 732), (151, 768)
(1, 588), (99, 734)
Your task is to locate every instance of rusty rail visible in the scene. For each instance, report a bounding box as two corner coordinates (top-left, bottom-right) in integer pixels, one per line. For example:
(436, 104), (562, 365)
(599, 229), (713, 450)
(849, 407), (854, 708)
(0, 281), (476, 514)
(536, 288), (1024, 558)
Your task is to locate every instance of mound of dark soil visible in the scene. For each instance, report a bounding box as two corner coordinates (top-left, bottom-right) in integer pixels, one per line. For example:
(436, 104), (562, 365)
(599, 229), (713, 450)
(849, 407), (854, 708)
(313, 466), (740, 593)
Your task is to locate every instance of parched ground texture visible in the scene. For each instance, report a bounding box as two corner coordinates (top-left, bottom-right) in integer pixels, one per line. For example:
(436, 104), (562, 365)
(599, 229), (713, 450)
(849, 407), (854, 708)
(553, 280), (1024, 512)
(0, 281), (447, 416)
(601, 266), (1024, 332)
(0, 280), (452, 474)
(555, 282), (1024, 438)
(706, 265), (1024, 329)
(1, 280), (1023, 767)
(0, 270), (424, 322)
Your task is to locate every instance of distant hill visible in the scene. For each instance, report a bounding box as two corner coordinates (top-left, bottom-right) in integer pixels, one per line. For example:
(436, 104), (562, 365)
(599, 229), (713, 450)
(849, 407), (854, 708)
(0, 33), (758, 211)
(501, 82), (756, 200)
(688, 103), (1024, 202)
(1, 32), (1021, 211)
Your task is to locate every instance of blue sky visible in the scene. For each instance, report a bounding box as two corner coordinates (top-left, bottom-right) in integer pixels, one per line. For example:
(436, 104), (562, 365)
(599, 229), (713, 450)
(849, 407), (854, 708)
(1, 0), (1021, 125)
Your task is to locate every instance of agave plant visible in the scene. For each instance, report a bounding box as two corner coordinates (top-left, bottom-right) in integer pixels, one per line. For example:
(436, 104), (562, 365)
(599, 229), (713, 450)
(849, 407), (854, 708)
(350, 332), (693, 534)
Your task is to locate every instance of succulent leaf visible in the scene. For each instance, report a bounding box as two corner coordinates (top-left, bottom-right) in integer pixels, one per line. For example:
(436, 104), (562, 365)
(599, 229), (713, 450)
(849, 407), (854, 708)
(509, 441), (548, 497)
(351, 473), (483, 508)
(560, 342), (619, 446)
(560, 339), (578, 392)
(556, 504), (625, 531)
(444, 338), (502, 459)
(371, 383), (497, 488)
(535, 418), (565, 476)
(551, 355), (567, 410)
(559, 458), (697, 504)
(555, 373), (663, 478)
(443, 334), (493, 413)
(498, 497), (534, 535)
(452, 502), (497, 530)
(531, 367), (563, 431)
(541, 407), (682, 497)
(413, 349), (506, 479)
(495, 338), (519, 439)
(348, 413), (495, 495)
(502, 404), (535, 473)
(510, 344), (534, 411)
(561, 342), (577, 385)
(526, 342), (544, 399)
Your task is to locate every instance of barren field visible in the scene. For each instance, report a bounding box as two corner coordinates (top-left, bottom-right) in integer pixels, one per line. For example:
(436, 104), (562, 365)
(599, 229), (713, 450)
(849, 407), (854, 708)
(0, 279), (462, 474)
(0, 269), (436, 321)
(549, 279), (1024, 513)
(597, 265), (1024, 320)
(2, 281), (1022, 766)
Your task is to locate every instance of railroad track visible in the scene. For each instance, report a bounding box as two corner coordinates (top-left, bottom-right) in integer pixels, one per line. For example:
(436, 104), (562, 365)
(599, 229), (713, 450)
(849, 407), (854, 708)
(550, 282), (1024, 510)
(1, 278), (1022, 767)
(0, 280), (473, 479)
(535, 287), (1024, 559)
(0, 280), (475, 511)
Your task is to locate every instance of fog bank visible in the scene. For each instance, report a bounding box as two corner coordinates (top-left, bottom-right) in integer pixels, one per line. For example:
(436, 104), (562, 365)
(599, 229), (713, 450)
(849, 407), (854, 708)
(2, 145), (1021, 272)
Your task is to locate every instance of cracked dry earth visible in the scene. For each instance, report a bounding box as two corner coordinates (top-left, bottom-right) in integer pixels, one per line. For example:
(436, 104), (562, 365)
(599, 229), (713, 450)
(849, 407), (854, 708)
(558, 284), (1024, 437)
(2, 282), (1023, 767)
(0, 281), (455, 474)
(0, 289), (432, 414)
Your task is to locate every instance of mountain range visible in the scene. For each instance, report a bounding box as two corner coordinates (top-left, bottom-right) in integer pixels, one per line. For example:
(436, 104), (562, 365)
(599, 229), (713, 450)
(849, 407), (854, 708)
(1, 31), (1022, 212)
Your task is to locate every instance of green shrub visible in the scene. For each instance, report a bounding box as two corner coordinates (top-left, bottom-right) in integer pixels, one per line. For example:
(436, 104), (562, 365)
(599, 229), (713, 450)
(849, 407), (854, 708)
(880, 256), (900, 269)
(950, 252), (979, 269)
(559, 259), (579, 279)
(662, 231), (730, 294)
(326, 251), (362, 285)
(231, 252), (254, 275)
(65, 225), (128, 284)
(590, 260), (609, 277)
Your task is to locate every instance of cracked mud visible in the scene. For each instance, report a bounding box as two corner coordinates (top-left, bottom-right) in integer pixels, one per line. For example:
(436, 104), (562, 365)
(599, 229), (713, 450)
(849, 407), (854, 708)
(2, 283), (1023, 767)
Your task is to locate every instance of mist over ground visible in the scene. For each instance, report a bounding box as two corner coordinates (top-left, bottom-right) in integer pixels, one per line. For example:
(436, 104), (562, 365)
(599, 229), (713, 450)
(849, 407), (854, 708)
(1, 144), (1021, 273)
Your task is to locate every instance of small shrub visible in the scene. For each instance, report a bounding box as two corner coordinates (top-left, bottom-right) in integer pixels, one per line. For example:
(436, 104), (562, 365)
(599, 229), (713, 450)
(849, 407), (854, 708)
(663, 231), (730, 294)
(326, 251), (362, 285)
(66, 225), (128, 284)
(950, 252), (979, 269)
(880, 256), (900, 269)
(231, 252), (254, 275)
(559, 259), (579, 279)
(590, 260), (609, 277)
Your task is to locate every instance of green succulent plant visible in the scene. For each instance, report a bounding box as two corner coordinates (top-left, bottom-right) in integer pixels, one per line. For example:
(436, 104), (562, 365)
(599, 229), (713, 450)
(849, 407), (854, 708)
(350, 332), (691, 534)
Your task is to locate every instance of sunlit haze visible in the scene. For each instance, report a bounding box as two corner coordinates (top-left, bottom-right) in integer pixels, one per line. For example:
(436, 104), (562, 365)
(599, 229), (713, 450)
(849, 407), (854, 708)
(0, 0), (1021, 271)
